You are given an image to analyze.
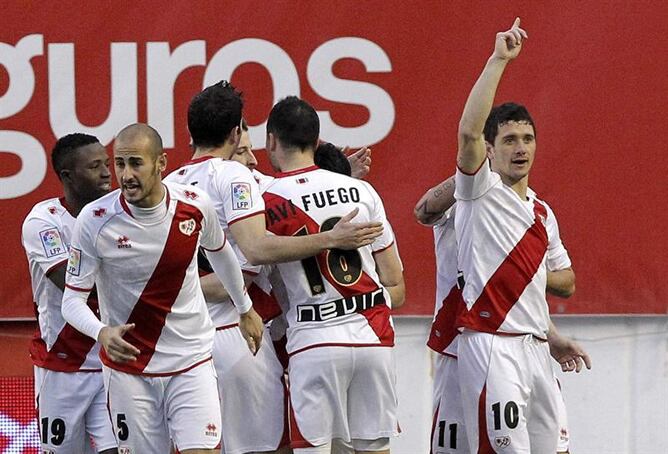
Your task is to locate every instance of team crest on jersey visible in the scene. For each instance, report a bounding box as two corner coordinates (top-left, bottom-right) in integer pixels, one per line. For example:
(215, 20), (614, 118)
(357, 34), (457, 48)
(494, 435), (511, 448)
(231, 182), (252, 210)
(67, 247), (82, 276)
(39, 228), (67, 258)
(179, 218), (197, 236)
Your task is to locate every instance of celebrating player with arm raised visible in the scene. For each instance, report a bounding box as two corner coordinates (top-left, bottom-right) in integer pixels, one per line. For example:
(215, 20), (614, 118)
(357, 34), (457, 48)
(453, 18), (589, 453)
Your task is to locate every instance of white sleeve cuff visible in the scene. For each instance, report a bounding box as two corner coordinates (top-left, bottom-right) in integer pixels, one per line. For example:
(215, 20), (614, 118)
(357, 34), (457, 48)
(62, 287), (106, 341)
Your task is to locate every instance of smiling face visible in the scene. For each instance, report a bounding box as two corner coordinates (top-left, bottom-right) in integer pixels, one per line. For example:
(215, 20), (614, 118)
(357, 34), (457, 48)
(69, 142), (112, 204)
(488, 121), (536, 186)
(113, 135), (166, 208)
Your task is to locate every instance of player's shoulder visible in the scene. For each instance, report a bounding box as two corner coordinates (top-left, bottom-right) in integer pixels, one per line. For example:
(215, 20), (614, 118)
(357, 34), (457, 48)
(23, 197), (64, 224)
(165, 180), (213, 206)
(527, 187), (557, 217)
(77, 190), (123, 227)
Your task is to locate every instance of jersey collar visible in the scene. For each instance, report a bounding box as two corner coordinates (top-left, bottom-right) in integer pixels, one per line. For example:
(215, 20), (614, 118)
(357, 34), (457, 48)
(275, 165), (319, 178)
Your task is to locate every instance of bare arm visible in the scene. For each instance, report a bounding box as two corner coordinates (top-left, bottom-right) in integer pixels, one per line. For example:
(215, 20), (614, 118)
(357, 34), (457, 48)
(546, 267), (575, 298)
(200, 272), (258, 303)
(230, 208), (383, 266)
(414, 175), (456, 225)
(457, 18), (528, 173)
(373, 244), (405, 308)
(547, 319), (591, 373)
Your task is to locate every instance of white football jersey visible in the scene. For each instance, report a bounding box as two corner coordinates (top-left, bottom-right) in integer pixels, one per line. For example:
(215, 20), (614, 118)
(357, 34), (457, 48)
(21, 198), (101, 371)
(454, 163), (571, 337)
(427, 205), (466, 357)
(165, 156), (266, 327)
(65, 182), (224, 375)
(262, 165), (396, 355)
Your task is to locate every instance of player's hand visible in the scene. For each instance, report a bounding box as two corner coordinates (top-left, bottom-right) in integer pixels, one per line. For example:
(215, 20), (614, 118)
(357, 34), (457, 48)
(346, 146), (372, 179)
(239, 308), (263, 355)
(493, 17), (528, 61)
(327, 207), (384, 250)
(548, 334), (592, 373)
(98, 324), (140, 364)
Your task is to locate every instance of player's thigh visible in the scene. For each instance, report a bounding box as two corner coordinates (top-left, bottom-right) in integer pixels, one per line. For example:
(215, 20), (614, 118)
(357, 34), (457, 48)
(165, 360), (221, 452)
(104, 366), (171, 454)
(431, 355), (469, 453)
(525, 340), (560, 454)
(35, 367), (92, 453)
(83, 372), (117, 452)
(347, 347), (398, 441)
(288, 347), (352, 446)
(457, 332), (531, 453)
(213, 327), (286, 453)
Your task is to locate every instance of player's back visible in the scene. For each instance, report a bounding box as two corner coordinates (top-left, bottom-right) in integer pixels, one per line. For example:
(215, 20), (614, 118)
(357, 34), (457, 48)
(262, 166), (396, 354)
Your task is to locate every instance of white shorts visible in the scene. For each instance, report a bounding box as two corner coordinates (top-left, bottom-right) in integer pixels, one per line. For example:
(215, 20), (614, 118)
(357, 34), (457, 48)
(555, 379), (570, 453)
(213, 325), (287, 454)
(457, 331), (559, 454)
(34, 366), (117, 453)
(431, 355), (469, 453)
(288, 346), (398, 448)
(103, 359), (221, 453)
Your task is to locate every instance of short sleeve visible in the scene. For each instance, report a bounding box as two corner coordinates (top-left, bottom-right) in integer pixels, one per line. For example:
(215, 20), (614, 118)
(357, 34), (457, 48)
(455, 159), (498, 201)
(218, 164), (265, 226)
(65, 215), (100, 292)
(22, 215), (69, 273)
(544, 204), (572, 271)
(363, 182), (396, 253)
(199, 194), (227, 251)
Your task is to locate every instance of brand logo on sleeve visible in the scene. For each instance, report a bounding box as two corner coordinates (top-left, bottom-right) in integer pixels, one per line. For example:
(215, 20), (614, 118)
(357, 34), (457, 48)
(184, 190), (198, 200)
(40, 228), (67, 258)
(93, 207), (107, 217)
(231, 182), (252, 210)
(67, 247), (82, 276)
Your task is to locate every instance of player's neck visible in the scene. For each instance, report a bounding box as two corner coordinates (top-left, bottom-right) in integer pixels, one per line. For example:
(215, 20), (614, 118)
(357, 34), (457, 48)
(61, 187), (87, 217)
(192, 144), (234, 161)
(277, 149), (315, 173)
(503, 176), (529, 200)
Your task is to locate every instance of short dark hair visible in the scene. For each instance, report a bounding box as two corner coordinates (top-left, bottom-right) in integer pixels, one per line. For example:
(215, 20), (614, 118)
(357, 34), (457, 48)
(188, 80), (243, 148)
(484, 102), (536, 144)
(315, 142), (351, 176)
(266, 96), (319, 150)
(51, 133), (100, 178)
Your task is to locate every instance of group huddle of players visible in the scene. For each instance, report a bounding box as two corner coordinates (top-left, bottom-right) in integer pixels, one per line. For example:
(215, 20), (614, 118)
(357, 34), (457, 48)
(22, 18), (589, 454)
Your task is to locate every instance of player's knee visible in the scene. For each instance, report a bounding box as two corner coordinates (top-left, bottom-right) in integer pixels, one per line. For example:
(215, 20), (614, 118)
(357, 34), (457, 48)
(352, 437), (390, 453)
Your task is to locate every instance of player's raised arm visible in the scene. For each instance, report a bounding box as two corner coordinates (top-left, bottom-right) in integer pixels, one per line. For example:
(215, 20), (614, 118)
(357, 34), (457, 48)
(414, 175), (456, 225)
(457, 18), (528, 173)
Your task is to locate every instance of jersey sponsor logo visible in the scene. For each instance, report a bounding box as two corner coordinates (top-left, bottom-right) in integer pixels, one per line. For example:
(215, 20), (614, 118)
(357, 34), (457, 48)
(494, 435), (511, 448)
(301, 187), (360, 212)
(67, 247), (81, 276)
(179, 218), (197, 236)
(297, 288), (384, 322)
(117, 235), (131, 249)
(93, 207), (107, 217)
(39, 228), (66, 258)
(231, 182), (252, 210)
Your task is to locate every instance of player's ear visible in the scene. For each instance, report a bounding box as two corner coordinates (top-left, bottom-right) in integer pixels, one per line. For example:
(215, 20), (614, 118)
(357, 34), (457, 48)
(59, 169), (71, 183)
(229, 126), (241, 148)
(266, 132), (276, 152)
(157, 153), (167, 174)
(485, 141), (495, 159)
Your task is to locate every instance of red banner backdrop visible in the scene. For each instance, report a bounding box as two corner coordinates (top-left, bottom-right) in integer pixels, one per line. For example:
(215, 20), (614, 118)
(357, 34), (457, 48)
(1, 1), (667, 318)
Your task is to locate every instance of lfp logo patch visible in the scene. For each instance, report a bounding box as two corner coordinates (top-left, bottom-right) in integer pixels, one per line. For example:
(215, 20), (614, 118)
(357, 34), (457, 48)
(231, 182), (252, 210)
(39, 228), (66, 258)
(67, 247), (82, 276)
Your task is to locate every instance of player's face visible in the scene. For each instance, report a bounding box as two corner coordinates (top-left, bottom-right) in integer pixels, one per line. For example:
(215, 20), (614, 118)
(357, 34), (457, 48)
(113, 140), (166, 208)
(230, 129), (258, 170)
(489, 121), (536, 185)
(70, 143), (112, 203)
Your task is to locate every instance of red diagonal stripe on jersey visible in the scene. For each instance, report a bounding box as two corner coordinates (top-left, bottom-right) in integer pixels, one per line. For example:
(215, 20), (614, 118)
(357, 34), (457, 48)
(458, 201), (548, 333)
(101, 201), (203, 373)
(30, 298), (99, 371)
(427, 286), (465, 354)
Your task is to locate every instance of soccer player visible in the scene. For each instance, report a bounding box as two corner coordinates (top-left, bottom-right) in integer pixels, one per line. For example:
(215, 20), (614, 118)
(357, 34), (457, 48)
(415, 178), (583, 454)
(262, 96), (404, 454)
(21, 134), (118, 454)
(61, 123), (263, 454)
(165, 82), (382, 454)
(453, 18), (590, 453)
